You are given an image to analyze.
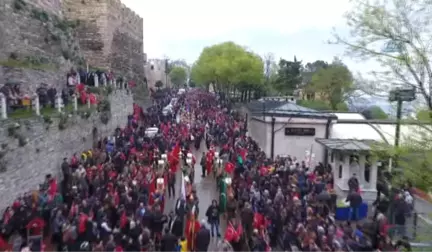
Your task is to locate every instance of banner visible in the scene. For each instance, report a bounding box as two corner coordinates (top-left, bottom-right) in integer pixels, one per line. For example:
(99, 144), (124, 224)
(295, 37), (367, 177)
(181, 172), (186, 200)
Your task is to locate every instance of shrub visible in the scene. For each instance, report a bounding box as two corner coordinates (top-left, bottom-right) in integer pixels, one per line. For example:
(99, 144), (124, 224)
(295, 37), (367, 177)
(100, 112), (110, 125)
(81, 110), (92, 119)
(98, 100), (111, 112)
(58, 114), (68, 130)
(43, 115), (53, 124)
(13, 0), (26, 11)
(17, 134), (28, 147)
(31, 9), (49, 22)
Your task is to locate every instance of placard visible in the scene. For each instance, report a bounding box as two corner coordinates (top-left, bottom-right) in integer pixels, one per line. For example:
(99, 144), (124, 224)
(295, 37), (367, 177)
(285, 127), (315, 136)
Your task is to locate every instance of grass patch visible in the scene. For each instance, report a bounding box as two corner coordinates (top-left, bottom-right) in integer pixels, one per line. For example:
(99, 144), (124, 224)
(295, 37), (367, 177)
(87, 86), (113, 96)
(8, 108), (34, 119)
(0, 59), (57, 71)
(8, 103), (91, 120)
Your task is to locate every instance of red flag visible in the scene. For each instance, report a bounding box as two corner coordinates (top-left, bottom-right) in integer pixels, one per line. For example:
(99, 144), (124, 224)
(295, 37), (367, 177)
(171, 142), (181, 157)
(225, 222), (243, 243)
(253, 212), (265, 230)
(225, 162), (235, 174)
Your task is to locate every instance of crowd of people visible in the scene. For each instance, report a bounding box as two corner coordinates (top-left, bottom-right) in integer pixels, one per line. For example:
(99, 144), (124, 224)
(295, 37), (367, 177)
(0, 88), (417, 252)
(0, 68), (117, 116)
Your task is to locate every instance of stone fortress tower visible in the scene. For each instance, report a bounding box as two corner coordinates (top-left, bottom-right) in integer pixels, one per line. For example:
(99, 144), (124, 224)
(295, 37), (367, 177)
(0, 0), (146, 90)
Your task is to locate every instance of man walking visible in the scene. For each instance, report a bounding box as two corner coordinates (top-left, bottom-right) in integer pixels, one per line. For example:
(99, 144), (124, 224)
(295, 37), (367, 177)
(195, 220), (211, 251)
(200, 152), (206, 177)
(168, 170), (176, 198)
(206, 200), (221, 238)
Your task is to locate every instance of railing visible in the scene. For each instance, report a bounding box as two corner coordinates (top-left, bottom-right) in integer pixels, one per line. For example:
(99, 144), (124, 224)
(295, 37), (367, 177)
(0, 75), (130, 120)
(388, 213), (432, 250)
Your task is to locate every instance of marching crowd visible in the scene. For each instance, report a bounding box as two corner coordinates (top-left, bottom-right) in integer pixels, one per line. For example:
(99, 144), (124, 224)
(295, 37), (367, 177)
(0, 88), (415, 252)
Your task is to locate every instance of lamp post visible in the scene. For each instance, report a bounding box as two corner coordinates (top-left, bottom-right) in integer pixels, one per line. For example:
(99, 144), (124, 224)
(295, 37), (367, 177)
(388, 87), (416, 169)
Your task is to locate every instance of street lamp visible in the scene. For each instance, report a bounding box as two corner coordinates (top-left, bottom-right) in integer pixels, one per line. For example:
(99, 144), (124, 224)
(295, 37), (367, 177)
(389, 88), (416, 147)
(388, 87), (416, 169)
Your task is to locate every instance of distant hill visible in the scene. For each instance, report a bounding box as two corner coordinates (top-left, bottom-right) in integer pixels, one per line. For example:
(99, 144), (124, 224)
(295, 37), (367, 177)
(347, 96), (416, 118)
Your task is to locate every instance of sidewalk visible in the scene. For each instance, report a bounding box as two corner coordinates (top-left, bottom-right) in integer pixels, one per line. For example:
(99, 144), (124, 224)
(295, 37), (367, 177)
(414, 196), (432, 228)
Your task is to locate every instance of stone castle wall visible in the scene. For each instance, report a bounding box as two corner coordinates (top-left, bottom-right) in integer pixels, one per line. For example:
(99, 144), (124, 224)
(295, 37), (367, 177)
(0, 0), (145, 93)
(0, 0), (81, 93)
(0, 91), (133, 210)
(64, 0), (145, 82)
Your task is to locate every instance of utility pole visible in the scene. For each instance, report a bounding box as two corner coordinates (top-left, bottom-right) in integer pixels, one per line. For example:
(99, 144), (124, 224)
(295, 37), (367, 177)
(164, 59), (169, 88)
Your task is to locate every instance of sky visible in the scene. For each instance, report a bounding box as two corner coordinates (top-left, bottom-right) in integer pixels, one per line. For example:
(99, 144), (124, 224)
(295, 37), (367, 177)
(121, 0), (379, 74)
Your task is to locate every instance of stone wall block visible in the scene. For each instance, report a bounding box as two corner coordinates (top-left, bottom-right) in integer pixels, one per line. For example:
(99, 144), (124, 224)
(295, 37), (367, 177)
(0, 92), (133, 210)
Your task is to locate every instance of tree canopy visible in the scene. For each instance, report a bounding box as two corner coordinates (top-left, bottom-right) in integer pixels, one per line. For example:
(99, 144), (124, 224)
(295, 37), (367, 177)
(306, 61), (354, 110)
(333, 0), (432, 110)
(274, 57), (303, 95)
(190, 41), (264, 93)
(155, 80), (163, 88)
(334, 0), (432, 191)
(169, 66), (187, 88)
(190, 42), (356, 109)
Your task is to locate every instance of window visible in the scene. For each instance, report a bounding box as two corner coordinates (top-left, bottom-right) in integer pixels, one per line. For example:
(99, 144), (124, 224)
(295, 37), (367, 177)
(150, 65), (154, 70)
(364, 155), (371, 183)
(349, 155), (358, 165)
(306, 93), (315, 100)
(330, 151), (334, 163)
(338, 165), (343, 178)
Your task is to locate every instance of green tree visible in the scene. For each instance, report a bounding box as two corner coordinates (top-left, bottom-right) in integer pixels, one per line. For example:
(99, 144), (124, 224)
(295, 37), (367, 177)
(155, 80), (163, 89)
(169, 66), (187, 87)
(188, 79), (196, 87)
(333, 0), (432, 110)
(275, 56), (303, 95)
(296, 100), (331, 111)
(306, 61), (354, 110)
(361, 106), (389, 119)
(416, 109), (431, 121)
(190, 41), (264, 100)
(302, 60), (329, 84)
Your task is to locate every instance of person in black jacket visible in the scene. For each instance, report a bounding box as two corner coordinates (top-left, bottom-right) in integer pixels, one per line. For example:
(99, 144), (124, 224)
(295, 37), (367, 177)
(206, 200), (221, 237)
(200, 153), (206, 178)
(195, 220), (211, 251)
(167, 211), (184, 238)
(348, 174), (360, 192)
(346, 190), (363, 221)
(160, 230), (178, 251)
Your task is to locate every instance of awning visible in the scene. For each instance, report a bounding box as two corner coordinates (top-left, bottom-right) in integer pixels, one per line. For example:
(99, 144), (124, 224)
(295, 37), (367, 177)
(315, 138), (378, 151)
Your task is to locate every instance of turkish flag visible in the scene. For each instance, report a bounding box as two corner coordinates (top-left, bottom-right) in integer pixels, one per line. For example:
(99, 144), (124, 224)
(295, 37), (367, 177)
(225, 162), (235, 174)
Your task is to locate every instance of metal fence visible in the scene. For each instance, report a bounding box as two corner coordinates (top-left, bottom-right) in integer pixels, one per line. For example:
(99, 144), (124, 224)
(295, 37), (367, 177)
(388, 213), (432, 250)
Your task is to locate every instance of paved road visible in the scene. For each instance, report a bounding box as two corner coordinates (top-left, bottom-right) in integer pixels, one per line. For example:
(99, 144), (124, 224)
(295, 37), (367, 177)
(163, 141), (226, 250)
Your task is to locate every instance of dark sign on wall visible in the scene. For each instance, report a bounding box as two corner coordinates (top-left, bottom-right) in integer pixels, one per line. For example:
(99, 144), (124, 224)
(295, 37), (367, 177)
(285, 127), (316, 136)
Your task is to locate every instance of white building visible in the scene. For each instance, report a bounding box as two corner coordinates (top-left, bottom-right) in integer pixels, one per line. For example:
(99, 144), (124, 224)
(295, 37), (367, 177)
(244, 99), (431, 201)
